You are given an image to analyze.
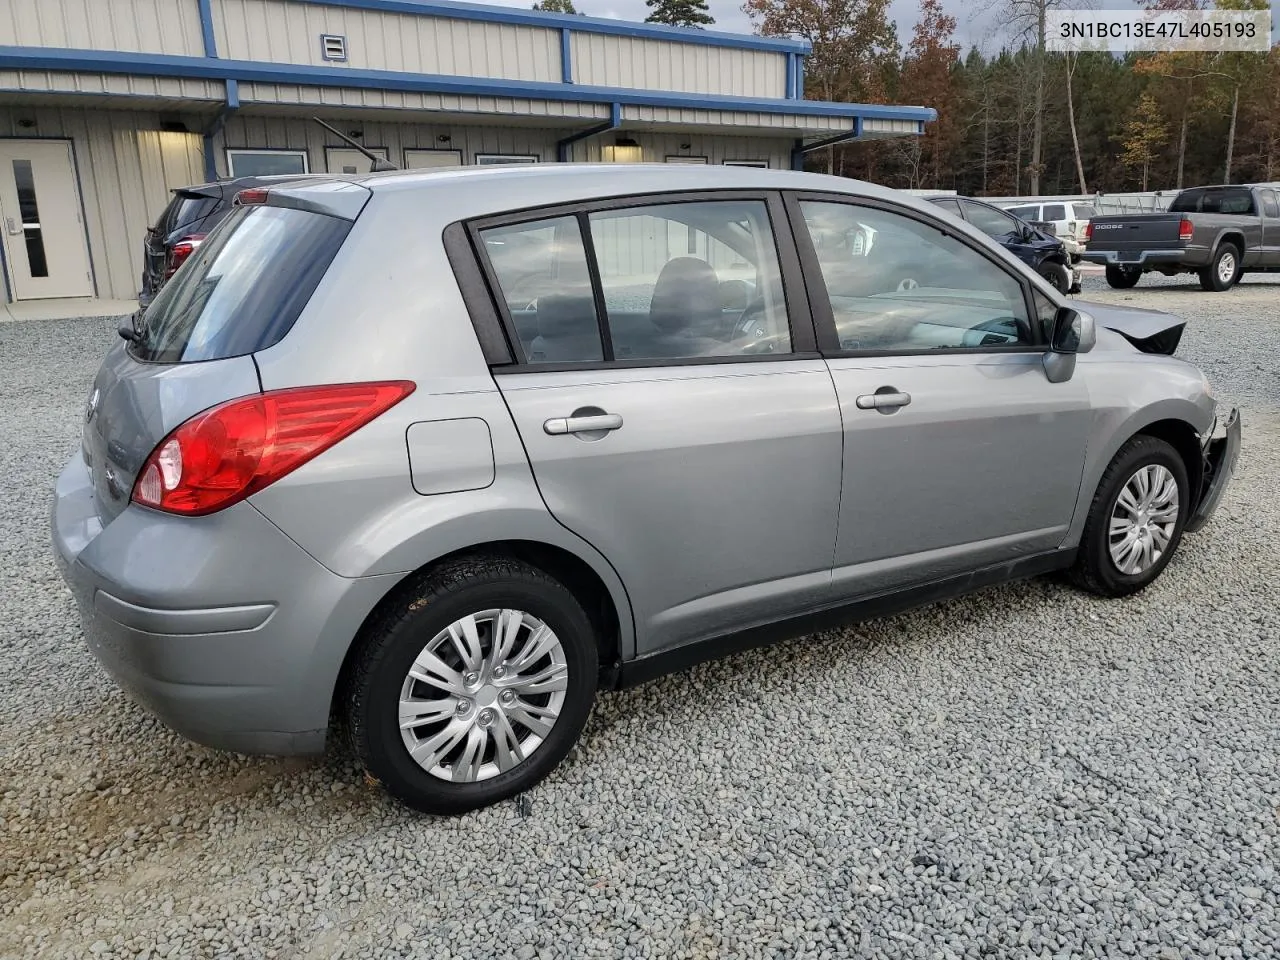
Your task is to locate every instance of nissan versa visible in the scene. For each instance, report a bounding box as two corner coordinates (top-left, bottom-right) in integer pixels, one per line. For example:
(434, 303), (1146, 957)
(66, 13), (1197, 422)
(52, 166), (1240, 815)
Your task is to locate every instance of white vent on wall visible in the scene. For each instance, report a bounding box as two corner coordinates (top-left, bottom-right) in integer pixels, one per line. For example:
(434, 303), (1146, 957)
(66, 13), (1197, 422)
(321, 34), (348, 62)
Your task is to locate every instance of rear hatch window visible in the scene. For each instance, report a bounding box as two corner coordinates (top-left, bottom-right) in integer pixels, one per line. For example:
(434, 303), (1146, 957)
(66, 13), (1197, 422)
(133, 204), (351, 363)
(164, 191), (221, 235)
(1169, 187), (1256, 215)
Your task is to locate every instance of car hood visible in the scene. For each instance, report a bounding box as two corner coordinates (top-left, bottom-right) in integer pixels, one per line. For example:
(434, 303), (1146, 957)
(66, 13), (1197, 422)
(1078, 299), (1186, 356)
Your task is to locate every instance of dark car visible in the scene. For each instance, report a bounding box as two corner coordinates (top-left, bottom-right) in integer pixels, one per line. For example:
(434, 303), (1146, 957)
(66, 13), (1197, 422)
(926, 195), (1079, 293)
(139, 175), (318, 306)
(1082, 184), (1280, 292)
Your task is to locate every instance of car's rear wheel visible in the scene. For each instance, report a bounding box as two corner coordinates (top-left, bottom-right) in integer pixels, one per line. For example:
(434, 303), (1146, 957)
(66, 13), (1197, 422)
(347, 555), (598, 815)
(1105, 265), (1141, 289)
(1039, 261), (1072, 293)
(1070, 436), (1189, 598)
(1199, 243), (1240, 292)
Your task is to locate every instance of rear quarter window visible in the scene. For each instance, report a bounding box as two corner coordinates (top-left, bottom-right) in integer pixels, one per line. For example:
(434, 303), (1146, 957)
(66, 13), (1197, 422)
(133, 204), (351, 363)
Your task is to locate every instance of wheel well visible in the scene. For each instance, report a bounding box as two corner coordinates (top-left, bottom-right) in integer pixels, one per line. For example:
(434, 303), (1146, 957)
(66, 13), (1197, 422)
(331, 540), (623, 725)
(1136, 419), (1204, 505)
(1217, 232), (1244, 255)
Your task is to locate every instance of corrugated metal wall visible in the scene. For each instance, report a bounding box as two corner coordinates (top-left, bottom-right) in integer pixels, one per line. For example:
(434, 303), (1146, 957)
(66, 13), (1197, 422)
(1, 0), (205, 56)
(213, 0), (560, 82)
(574, 132), (793, 169)
(572, 35), (787, 100)
(236, 82), (607, 121)
(0, 70), (223, 102)
(0, 107), (204, 301)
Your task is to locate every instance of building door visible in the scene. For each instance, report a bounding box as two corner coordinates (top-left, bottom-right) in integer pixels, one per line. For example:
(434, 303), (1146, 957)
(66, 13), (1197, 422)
(325, 147), (388, 175)
(0, 140), (93, 301)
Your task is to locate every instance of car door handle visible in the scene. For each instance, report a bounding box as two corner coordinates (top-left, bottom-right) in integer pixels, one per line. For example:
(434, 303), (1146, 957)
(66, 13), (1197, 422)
(855, 391), (912, 411)
(543, 413), (624, 435)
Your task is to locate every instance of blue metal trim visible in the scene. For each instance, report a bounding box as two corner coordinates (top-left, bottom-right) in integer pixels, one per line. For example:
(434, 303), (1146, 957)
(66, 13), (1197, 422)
(790, 138), (804, 171)
(785, 53), (795, 100)
(0, 48), (937, 123)
(555, 102), (620, 162)
(292, 0), (811, 53)
(197, 0), (219, 58)
(226, 77), (240, 108)
(795, 57), (804, 99)
(560, 28), (572, 84)
(203, 80), (241, 181)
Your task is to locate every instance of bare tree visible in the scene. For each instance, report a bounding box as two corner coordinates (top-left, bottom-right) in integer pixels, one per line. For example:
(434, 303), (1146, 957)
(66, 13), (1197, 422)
(1064, 52), (1087, 193)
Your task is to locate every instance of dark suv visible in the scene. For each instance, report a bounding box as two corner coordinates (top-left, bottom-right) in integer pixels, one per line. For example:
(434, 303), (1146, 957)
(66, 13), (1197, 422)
(926, 195), (1080, 294)
(139, 175), (317, 306)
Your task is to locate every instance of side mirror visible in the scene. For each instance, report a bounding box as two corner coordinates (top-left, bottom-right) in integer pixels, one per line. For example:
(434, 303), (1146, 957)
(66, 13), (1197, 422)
(1044, 307), (1096, 383)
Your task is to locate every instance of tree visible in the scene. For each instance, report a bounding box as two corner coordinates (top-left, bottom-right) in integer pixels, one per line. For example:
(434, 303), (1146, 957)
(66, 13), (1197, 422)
(742, 0), (899, 173)
(1121, 93), (1168, 189)
(1063, 52), (1087, 193)
(532, 0), (580, 11)
(899, 0), (962, 188)
(645, 0), (714, 27)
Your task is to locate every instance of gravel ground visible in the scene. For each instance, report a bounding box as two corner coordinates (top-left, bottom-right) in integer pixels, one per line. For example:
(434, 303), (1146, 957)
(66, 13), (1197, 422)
(1, 274), (1278, 960)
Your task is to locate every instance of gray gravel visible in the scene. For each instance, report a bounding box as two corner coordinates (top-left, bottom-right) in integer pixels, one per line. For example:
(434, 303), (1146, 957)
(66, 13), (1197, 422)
(2, 276), (1279, 959)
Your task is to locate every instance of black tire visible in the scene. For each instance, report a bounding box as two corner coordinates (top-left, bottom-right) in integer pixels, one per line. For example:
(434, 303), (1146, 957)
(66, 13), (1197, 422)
(1198, 243), (1241, 292)
(1039, 261), (1072, 293)
(1105, 265), (1141, 289)
(347, 554), (598, 815)
(1069, 436), (1190, 598)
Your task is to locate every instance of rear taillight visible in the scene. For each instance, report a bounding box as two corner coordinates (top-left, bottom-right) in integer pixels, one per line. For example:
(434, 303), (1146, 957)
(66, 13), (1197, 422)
(235, 188), (270, 205)
(1179, 218), (1194, 242)
(131, 381), (416, 516)
(1084, 222), (1093, 242)
(164, 234), (206, 279)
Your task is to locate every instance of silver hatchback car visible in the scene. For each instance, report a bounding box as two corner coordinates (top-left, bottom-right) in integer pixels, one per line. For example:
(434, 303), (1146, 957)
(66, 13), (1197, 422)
(52, 166), (1240, 814)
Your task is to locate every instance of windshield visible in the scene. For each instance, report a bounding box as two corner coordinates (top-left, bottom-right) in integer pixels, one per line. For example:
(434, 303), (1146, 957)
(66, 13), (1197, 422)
(1169, 187), (1256, 215)
(133, 204), (351, 363)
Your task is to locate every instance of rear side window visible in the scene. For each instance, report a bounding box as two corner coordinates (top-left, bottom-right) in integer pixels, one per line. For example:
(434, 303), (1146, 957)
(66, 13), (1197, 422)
(166, 193), (220, 234)
(134, 204), (351, 363)
(1006, 205), (1039, 220)
(1042, 204), (1066, 221)
(1074, 204), (1096, 220)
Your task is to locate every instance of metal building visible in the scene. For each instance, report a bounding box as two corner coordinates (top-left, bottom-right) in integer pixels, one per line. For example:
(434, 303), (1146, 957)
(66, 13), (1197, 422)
(0, 0), (934, 306)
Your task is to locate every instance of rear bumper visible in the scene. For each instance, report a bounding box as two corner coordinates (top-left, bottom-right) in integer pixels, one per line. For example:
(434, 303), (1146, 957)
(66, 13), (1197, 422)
(1082, 249), (1190, 268)
(50, 455), (401, 755)
(1186, 408), (1241, 534)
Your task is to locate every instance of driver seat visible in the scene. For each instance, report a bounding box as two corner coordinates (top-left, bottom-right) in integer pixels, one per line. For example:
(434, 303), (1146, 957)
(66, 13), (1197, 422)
(648, 257), (725, 358)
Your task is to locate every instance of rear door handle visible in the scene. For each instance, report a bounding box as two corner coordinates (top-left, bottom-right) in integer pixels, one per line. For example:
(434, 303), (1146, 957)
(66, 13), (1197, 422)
(543, 413), (623, 435)
(855, 391), (912, 411)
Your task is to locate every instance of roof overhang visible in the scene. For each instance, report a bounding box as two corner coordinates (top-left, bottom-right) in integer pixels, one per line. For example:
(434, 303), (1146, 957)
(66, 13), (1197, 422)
(0, 47), (936, 140)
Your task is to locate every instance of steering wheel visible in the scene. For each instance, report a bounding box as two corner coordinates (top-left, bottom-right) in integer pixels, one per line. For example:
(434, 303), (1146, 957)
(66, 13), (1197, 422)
(730, 299), (782, 354)
(963, 316), (1032, 348)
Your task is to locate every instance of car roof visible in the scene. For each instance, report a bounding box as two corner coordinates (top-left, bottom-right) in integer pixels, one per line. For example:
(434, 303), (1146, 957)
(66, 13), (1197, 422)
(282, 163), (943, 220)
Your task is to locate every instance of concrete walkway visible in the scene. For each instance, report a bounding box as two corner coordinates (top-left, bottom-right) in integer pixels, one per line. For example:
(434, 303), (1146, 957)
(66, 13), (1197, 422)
(1, 298), (137, 322)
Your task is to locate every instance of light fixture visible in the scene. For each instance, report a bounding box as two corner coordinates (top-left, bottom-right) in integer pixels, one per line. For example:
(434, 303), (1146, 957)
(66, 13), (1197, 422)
(603, 137), (642, 164)
(437, 134), (452, 143)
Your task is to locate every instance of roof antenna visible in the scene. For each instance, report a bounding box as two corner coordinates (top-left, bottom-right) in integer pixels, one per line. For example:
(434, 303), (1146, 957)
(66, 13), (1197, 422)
(312, 117), (399, 171)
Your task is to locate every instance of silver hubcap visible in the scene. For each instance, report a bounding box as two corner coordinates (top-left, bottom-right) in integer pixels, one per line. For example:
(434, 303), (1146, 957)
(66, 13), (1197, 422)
(1218, 252), (1236, 283)
(1109, 464), (1179, 575)
(398, 609), (568, 782)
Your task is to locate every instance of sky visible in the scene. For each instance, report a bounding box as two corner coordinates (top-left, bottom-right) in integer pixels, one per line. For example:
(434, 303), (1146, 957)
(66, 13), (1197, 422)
(472, 0), (1153, 54)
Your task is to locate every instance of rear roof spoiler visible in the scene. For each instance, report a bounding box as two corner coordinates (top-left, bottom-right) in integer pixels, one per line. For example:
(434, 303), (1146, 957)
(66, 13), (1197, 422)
(236, 179), (373, 221)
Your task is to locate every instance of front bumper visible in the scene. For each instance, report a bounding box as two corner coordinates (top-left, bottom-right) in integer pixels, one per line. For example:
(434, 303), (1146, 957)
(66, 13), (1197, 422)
(1186, 408), (1241, 534)
(50, 455), (400, 755)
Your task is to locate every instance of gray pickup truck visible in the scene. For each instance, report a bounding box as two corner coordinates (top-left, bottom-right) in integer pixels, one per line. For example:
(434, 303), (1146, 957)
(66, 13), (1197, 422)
(1083, 183), (1280, 291)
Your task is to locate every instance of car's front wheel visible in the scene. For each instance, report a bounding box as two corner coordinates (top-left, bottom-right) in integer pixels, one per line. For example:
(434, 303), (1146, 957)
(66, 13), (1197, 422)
(1070, 436), (1190, 598)
(347, 555), (598, 815)
(1105, 265), (1141, 289)
(1039, 261), (1072, 293)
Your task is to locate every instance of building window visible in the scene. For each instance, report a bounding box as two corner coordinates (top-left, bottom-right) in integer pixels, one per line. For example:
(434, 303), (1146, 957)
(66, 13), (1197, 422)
(665, 156), (708, 164)
(226, 149), (309, 177)
(321, 34), (348, 62)
(724, 160), (769, 168)
(475, 154), (539, 165)
(404, 149), (463, 169)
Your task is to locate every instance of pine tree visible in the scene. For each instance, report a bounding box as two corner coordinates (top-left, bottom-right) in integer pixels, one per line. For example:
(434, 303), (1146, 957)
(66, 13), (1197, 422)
(532, 0), (580, 12)
(645, 0), (715, 28)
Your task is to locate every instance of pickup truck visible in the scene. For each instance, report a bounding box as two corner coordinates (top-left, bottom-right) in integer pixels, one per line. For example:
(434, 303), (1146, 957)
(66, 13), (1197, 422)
(1082, 183), (1280, 291)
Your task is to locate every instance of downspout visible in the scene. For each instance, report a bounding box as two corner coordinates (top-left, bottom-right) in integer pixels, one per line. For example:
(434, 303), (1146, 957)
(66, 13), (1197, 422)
(795, 117), (862, 168)
(203, 81), (239, 182)
(556, 102), (621, 163)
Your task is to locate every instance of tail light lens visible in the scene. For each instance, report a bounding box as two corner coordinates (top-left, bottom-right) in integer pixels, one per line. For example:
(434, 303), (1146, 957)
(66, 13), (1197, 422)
(132, 381), (416, 516)
(1179, 219), (1194, 242)
(235, 188), (270, 205)
(164, 234), (207, 279)
(1084, 222), (1093, 242)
